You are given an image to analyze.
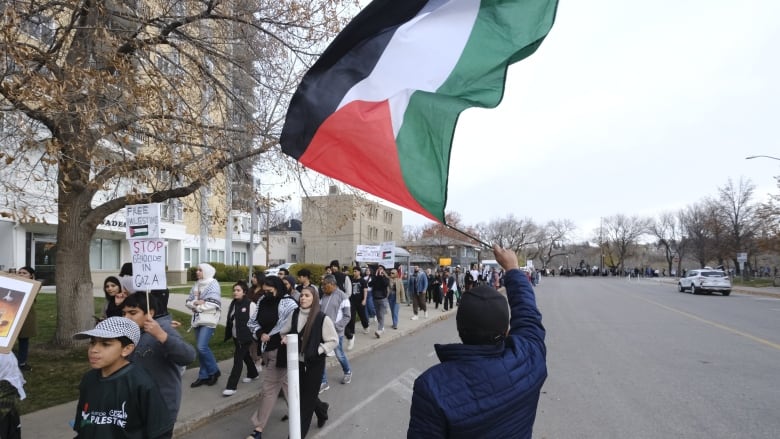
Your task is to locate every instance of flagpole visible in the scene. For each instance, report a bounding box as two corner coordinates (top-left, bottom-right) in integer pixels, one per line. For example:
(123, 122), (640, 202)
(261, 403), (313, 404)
(444, 224), (491, 249)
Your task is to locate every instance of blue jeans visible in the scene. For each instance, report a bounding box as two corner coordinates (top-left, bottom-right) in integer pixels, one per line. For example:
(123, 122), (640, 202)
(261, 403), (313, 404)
(194, 326), (219, 379)
(388, 294), (399, 328)
(322, 336), (351, 384)
(366, 294), (376, 318)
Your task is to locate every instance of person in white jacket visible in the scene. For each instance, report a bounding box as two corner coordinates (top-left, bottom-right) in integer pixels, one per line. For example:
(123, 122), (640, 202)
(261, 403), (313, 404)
(185, 263), (223, 387)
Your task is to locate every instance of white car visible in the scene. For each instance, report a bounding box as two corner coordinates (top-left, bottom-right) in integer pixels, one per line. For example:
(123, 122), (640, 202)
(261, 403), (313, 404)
(677, 268), (731, 296)
(265, 262), (297, 277)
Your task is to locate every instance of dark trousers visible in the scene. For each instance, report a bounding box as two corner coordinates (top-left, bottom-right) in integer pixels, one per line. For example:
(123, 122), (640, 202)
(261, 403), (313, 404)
(0, 410), (20, 439)
(299, 359), (327, 438)
(345, 295), (369, 339)
(412, 292), (427, 315)
(442, 291), (454, 310)
(225, 339), (259, 390)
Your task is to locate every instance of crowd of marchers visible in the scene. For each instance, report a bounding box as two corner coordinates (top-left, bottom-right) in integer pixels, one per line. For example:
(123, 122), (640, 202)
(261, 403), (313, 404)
(2, 246), (549, 439)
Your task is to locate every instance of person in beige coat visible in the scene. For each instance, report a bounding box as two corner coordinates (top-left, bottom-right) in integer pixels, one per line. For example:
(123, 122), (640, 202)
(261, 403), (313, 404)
(388, 267), (405, 330)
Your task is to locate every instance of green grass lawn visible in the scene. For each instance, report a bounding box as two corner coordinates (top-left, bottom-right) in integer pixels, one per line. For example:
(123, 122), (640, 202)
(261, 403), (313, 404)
(18, 294), (235, 414)
(731, 277), (776, 288)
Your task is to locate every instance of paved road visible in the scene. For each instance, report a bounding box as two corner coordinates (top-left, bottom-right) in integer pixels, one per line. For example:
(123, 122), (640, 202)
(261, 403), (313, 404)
(179, 277), (780, 438)
(534, 277), (780, 439)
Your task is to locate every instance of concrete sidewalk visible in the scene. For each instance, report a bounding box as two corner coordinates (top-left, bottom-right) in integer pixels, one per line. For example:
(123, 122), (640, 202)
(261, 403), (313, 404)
(21, 292), (454, 438)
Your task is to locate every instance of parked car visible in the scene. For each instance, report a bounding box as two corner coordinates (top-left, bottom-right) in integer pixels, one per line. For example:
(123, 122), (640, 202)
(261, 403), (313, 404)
(265, 262), (297, 277)
(678, 268), (731, 296)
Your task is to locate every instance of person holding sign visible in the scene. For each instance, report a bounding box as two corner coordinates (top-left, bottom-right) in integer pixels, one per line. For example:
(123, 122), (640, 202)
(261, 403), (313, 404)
(185, 263), (223, 388)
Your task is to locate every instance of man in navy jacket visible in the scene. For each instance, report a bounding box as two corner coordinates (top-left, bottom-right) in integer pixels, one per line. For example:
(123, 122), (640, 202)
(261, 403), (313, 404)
(407, 245), (547, 438)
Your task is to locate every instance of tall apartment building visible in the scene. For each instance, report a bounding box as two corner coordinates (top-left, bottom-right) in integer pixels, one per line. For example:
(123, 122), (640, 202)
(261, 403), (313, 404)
(302, 186), (403, 266)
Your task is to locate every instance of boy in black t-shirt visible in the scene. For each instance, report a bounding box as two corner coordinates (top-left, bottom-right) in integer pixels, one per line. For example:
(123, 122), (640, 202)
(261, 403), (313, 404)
(72, 317), (174, 439)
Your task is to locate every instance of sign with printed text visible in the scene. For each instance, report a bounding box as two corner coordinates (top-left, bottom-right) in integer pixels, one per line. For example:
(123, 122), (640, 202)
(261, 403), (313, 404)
(130, 239), (167, 290)
(356, 241), (395, 266)
(125, 203), (161, 240)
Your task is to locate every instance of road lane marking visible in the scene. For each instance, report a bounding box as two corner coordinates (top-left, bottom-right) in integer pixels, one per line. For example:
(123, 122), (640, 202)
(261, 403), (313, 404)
(312, 368), (421, 438)
(637, 296), (780, 352)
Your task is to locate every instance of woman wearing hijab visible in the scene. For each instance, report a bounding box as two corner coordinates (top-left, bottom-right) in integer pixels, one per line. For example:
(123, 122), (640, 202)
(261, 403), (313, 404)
(186, 263), (223, 387)
(281, 285), (338, 438)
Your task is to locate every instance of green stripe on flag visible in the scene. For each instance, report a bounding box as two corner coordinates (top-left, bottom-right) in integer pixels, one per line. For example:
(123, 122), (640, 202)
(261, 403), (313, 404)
(397, 0), (557, 222)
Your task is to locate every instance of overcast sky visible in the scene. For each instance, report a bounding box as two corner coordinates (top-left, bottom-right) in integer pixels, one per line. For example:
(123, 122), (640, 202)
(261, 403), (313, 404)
(272, 0), (780, 242)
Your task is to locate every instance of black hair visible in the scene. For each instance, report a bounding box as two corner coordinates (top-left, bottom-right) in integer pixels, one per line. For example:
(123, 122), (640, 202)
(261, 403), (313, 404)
(233, 280), (249, 295)
(262, 276), (288, 297)
(297, 268), (311, 278)
(19, 266), (35, 276)
(119, 262), (133, 277)
(122, 293), (159, 314)
(103, 276), (121, 299)
(118, 336), (134, 347)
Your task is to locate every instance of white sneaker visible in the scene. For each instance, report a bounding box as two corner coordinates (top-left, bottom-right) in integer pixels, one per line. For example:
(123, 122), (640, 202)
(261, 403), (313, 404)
(362, 327), (369, 334)
(374, 329), (383, 338)
(242, 376), (259, 383)
(347, 337), (355, 350)
(222, 389), (236, 396)
(319, 382), (329, 394)
(424, 311), (429, 318)
(411, 315), (419, 321)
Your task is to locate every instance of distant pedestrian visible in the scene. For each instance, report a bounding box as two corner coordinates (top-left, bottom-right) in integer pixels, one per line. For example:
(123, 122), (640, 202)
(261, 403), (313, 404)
(388, 267), (405, 329)
(345, 267), (369, 351)
(410, 266), (428, 320)
(369, 266), (390, 338)
(319, 275), (352, 391)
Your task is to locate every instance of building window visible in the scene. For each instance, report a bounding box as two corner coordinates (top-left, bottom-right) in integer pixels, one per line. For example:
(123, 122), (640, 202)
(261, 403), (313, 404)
(232, 252), (247, 266)
(290, 237), (297, 243)
(185, 248), (202, 268)
(89, 239), (120, 270)
(291, 254), (297, 262)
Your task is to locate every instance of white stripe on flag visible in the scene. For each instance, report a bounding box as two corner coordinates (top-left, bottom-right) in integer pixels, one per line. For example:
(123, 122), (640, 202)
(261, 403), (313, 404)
(338, 0), (480, 136)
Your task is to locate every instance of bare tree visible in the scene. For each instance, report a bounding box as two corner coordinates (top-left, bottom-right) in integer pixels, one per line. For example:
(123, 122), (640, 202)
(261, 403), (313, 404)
(477, 214), (538, 254)
(716, 178), (757, 274)
(0, 0), (351, 346)
(534, 219), (576, 269)
(755, 176), (780, 254)
(649, 212), (684, 275)
(679, 202), (716, 270)
(602, 214), (650, 272)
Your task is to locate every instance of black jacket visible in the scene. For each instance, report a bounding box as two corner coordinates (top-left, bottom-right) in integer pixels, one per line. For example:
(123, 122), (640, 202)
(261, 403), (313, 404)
(224, 297), (254, 343)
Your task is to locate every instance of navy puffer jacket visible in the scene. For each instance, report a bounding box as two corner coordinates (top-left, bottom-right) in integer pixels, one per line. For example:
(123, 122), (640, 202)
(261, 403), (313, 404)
(407, 269), (547, 439)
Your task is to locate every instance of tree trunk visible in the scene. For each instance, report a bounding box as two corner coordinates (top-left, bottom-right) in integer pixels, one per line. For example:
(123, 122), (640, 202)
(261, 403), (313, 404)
(53, 192), (96, 347)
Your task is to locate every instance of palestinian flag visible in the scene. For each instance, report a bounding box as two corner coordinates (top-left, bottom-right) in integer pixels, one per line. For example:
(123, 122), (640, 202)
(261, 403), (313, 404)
(129, 225), (149, 238)
(281, 0), (558, 223)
